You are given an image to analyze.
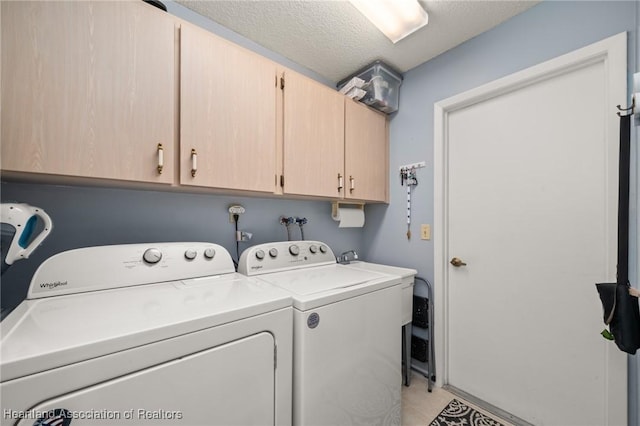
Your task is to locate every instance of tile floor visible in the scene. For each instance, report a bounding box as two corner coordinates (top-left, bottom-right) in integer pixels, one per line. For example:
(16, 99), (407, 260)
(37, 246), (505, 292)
(401, 371), (515, 426)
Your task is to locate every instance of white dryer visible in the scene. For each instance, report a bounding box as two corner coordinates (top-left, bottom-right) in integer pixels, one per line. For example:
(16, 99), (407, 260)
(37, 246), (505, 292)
(1, 242), (292, 426)
(238, 241), (403, 426)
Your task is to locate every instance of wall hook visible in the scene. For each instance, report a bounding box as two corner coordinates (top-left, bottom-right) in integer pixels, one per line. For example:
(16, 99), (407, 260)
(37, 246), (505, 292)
(616, 96), (635, 117)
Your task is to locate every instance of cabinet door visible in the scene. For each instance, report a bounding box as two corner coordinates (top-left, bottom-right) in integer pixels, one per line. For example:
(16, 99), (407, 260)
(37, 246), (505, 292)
(180, 25), (277, 193)
(283, 71), (344, 198)
(1, 2), (175, 184)
(345, 100), (388, 202)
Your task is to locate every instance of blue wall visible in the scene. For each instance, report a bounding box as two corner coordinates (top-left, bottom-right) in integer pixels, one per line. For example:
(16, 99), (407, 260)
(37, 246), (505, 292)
(0, 183), (364, 314)
(361, 1), (639, 423)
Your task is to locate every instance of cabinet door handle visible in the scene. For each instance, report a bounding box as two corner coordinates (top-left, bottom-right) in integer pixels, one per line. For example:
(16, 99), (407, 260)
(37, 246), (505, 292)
(349, 176), (355, 193)
(338, 173), (344, 192)
(157, 143), (164, 175)
(191, 149), (198, 177)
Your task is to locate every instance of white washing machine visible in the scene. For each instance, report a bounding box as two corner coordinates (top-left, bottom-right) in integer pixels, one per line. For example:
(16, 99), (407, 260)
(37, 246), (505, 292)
(0, 242), (293, 426)
(238, 241), (402, 426)
(343, 262), (417, 387)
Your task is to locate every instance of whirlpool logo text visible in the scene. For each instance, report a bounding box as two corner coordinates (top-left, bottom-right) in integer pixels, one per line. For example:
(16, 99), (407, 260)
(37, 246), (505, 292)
(39, 281), (68, 290)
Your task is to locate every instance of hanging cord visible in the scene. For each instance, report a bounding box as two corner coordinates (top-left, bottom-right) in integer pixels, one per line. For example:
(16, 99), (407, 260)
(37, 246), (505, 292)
(401, 167), (418, 239)
(407, 185), (412, 239)
(414, 276), (436, 391)
(233, 213), (240, 267)
(296, 217), (308, 241)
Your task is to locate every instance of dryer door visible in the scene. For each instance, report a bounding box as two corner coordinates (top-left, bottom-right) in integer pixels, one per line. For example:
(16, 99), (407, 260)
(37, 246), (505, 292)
(16, 332), (275, 425)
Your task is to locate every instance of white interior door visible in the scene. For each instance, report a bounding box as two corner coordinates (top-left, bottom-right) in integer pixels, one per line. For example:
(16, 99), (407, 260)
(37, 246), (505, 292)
(434, 33), (627, 426)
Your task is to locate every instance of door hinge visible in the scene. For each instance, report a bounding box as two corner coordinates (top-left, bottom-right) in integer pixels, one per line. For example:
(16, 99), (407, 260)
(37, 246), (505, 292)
(280, 76), (285, 90)
(275, 75), (277, 87)
(280, 175), (284, 187)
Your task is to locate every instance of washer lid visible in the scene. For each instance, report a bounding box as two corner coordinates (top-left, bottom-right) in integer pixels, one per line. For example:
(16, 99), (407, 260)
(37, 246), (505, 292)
(255, 264), (400, 310)
(344, 261), (417, 279)
(0, 273), (291, 382)
(343, 261), (417, 288)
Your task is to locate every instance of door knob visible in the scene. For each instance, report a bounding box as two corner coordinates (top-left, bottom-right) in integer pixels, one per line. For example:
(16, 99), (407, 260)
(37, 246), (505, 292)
(450, 257), (467, 267)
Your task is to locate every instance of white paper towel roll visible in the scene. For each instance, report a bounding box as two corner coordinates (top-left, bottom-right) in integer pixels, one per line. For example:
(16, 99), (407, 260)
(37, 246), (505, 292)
(332, 207), (365, 228)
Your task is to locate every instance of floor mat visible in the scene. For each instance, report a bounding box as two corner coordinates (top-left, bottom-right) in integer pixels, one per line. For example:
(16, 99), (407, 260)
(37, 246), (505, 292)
(430, 398), (505, 426)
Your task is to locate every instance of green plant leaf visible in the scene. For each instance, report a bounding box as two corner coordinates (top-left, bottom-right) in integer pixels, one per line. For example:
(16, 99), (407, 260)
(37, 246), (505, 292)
(601, 329), (614, 341)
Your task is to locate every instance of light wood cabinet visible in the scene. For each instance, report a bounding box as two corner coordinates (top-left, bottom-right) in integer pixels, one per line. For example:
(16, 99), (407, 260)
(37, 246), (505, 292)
(282, 70), (345, 198)
(1, 3), (390, 202)
(179, 25), (277, 193)
(1, 1), (176, 184)
(344, 99), (389, 202)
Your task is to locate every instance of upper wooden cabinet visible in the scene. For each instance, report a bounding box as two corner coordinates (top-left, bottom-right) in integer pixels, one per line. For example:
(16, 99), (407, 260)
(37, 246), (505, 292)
(1, 3), (389, 202)
(1, 1), (176, 184)
(179, 25), (277, 193)
(282, 70), (345, 198)
(344, 100), (389, 202)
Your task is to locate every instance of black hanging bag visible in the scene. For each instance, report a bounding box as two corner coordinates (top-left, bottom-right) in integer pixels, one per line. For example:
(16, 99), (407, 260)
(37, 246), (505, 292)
(595, 113), (640, 355)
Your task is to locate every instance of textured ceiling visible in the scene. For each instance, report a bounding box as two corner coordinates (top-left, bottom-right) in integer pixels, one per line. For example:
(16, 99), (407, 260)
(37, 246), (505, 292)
(176, 0), (540, 84)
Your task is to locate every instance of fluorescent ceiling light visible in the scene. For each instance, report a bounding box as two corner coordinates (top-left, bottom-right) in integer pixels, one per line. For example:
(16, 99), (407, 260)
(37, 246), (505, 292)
(349, 0), (428, 44)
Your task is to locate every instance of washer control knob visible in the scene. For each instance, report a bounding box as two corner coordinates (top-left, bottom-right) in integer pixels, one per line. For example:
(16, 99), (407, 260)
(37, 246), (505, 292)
(255, 249), (265, 260)
(309, 245), (318, 254)
(143, 248), (162, 264)
(289, 245), (300, 256)
(269, 248), (278, 258)
(319, 245), (327, 254)
(184, 249), (197, 260)
(204, 248), (216, 259)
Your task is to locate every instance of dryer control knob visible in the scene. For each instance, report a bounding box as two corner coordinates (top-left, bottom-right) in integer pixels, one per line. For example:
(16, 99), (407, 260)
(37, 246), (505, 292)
(319, 245), (327, 254)
(204, 248), (216, 259)
(143, 248), (162, 264)
(255, 249), (265, 260)
(184, 249), (197, 260)
(269, 248), (278, 258)
(309, 245), (318, 254)
(289, 245), (300, 256)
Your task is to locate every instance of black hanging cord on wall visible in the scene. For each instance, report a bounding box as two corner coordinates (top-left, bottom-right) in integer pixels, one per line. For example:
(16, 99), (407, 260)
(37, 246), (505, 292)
(233, 214), (240, 268)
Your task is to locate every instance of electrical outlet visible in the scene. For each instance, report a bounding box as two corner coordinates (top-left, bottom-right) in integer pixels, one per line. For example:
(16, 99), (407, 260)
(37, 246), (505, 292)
(228, 205), (245, 223)
(421, 224), (431, 240)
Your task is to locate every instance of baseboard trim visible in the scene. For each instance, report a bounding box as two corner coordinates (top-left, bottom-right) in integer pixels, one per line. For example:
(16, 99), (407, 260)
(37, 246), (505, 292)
(443, 385), (534, 426)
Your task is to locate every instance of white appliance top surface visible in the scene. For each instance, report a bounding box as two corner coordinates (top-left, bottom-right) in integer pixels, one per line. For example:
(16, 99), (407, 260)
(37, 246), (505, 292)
(344, 262), (417, 284)
(238, 241), (402, 310)
(254, 263), (400, 310)
(257, 264), (385, 295)
(1, 243), (292, 382)
(345, 261), (417, 278)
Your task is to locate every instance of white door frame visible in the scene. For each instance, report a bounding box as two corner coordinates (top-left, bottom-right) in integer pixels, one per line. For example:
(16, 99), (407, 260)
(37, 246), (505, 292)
(433, 32), (627, 421)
